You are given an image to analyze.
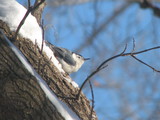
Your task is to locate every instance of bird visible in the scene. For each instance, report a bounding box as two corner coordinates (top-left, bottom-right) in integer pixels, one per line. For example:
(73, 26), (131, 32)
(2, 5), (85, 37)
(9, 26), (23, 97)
(45, 41), (90, 74)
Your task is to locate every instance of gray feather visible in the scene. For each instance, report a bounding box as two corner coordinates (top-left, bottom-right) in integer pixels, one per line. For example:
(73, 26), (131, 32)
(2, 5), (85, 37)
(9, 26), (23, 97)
(45, 41), (76, 66)
(54, 47), (76, 66)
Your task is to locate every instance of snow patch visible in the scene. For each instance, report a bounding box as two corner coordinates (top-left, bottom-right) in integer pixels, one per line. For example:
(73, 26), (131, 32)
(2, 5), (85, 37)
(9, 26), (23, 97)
(0, 0), (65, 74)
(0, 0), (80, 88)
(0, 0), (81, 119)
(64, 77), (79, 88)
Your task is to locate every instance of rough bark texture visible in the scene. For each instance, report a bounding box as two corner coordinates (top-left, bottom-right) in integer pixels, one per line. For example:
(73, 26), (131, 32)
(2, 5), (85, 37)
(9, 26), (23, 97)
(0, 19), (97, 120)
(31, 0), (46, 25)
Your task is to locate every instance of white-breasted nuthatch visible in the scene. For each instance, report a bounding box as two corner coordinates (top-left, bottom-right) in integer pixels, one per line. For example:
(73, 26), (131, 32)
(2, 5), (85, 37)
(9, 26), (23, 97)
(45, 41), (90, 74)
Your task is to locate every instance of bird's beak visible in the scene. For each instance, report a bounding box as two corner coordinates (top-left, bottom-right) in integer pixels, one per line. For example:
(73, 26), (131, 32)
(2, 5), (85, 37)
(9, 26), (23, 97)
(84, 58), (90, 61)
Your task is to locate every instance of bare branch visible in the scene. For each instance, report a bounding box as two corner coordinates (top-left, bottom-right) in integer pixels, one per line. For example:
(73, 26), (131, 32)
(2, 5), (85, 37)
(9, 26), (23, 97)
(97, 43), (128, 70)
(77, 45), (160, 100)
(28, 0), (31, 8)
(89, 81), (95, 120)
(40, 19), (45, 54)
(139, 0), (160, 17)
(14, 0), (45, 40)
(76, 65), (106, 99)
(33, 0), (45, 10)
(14, 0), (32, 40)
(131, 55), (160, 72)
(123, 46), (160, 56)
(131, 38), (136, 53)
(120, 43), (128, 55)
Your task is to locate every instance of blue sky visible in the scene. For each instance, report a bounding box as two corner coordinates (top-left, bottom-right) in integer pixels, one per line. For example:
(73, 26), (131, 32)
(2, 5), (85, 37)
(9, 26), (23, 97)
(17, 0), (160, 119)
(44, 1), (160, 119)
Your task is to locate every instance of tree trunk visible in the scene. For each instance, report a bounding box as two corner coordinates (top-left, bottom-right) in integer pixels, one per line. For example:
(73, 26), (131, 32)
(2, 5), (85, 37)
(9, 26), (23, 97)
(31, 0), (46, 25)
(0, 20), (97, 120)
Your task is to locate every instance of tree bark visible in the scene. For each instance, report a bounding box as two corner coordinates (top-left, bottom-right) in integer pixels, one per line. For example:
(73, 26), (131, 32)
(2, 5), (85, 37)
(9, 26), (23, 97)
(0, 20), (97, 120)
(31, 0), (46, 25)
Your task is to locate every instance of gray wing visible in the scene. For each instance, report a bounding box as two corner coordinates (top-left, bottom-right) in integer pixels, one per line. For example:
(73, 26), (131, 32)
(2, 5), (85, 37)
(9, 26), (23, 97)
(45, 41), (76, 66)
(45, 41), (54, 49)
(53, 47), (76, 66)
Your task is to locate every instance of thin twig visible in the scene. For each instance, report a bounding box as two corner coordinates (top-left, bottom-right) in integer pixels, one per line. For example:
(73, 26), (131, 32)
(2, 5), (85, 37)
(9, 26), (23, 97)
(40, 19), (45, 54)
(97, 44), (127, 70)
(123, 46), (160, 56)
(33, 0), (45, 10)
(76, 45), (127, 99)
(76, 66), (106, 99)
(131, 38), (136, 53)
(77, 45), (160, 99)
(89, 81), (95, 120)
(131, 55), (160, 72)
(14, 0), (45, 40)
(28, 0), (31, 7)
(14, 0), (32, 40)
(120, 43), (128, 55)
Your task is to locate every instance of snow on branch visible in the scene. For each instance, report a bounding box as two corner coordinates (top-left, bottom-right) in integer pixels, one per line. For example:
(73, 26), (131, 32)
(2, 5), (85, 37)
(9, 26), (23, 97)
(0, 0), (80, 87)
(0, 29), (80, 120)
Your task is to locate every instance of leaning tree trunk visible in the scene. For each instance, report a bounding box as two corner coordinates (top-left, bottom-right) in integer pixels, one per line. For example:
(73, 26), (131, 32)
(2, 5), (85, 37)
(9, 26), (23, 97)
(0, 4), (97, 120)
